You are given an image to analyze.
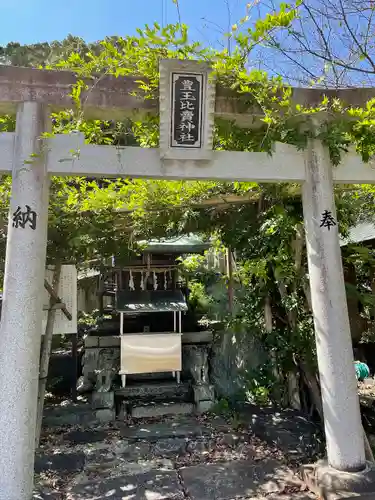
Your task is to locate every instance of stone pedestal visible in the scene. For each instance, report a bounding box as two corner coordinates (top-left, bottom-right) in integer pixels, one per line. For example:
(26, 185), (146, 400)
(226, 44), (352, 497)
(193, 384), (215, 414)
(183, 344), (215, 414)
(95, 368), (117, 392)
(78, 343), (120, 395)
(91, 391), (115, 410)
(193, 384), (215, 403)
(301, 460), (375, 499)
(183, 345), (209, 384)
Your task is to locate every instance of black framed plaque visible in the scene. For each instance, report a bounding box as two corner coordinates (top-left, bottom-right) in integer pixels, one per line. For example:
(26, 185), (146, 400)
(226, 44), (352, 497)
(171, 73), (203, 148)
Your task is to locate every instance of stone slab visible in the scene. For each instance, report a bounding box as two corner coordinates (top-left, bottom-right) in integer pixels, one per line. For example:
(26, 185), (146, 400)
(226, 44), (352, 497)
(153, 438), (187, 457)
(69, 469), (184, 499)
(85, 449), (117, 473)
(186, 438), (214, 454)
(180, 459), (294, 500)
(131, 401), (194, 419)
(241, 405), (323, 461)
(43, 403), (114, 427)
(120, 441), (152, 461)
(301, 461), (375, 499)
(120, 418), (208, 441)
(204, 416), (232, 432)
(35, 452), (85, 475)
(64, 429), (110, 445)
(218, 432), (242, 447)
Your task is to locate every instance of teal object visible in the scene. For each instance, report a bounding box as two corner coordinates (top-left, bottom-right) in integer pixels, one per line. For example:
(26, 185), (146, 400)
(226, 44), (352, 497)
(354, 361), (370, 381)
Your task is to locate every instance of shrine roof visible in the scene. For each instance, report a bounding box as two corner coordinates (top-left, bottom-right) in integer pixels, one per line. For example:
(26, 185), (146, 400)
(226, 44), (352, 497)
(142, 234), (210, 254)
(340, 222), (375, 247)
(116, 289), (188, 313)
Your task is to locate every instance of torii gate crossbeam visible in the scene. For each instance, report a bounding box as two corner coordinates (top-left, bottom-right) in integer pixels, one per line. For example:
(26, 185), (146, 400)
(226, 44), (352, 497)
(0, 63), (373, 499)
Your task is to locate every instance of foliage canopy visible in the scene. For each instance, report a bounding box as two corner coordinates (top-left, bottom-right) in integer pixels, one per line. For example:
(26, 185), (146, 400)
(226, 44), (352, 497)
(1, 8), (375, 406)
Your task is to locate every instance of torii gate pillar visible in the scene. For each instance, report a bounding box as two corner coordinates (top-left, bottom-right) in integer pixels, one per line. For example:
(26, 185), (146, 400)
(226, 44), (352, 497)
(0, 102), (50, 500)
(303, 137), (366, 472)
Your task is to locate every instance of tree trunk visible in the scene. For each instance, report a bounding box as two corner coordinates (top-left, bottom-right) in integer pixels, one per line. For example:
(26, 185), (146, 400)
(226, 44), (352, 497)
(264, 296), (283, 401)
(372, 270), (375, 325)
(299, 360), (323, 417)
(344, 262), (366, 343)
(274, 269), (302, 409)
(35, 262), (62, 449)
(287, 372), (301, 410)
(71, 333), (78, 402)
(226, 247), (234, 314)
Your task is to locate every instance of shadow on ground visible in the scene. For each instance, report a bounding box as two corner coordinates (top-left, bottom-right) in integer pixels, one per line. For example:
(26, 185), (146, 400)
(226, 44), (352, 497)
(34, 405), (322, 500)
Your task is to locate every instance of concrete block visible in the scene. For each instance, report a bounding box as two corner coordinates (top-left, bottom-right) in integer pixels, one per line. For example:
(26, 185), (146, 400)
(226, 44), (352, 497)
(301, 460), (375, 499)
(196, 400), (215, 414)
(91, 391), (115, 409)
(99, 336), (121, 348)
(84, 336), (99, 348)
(193, 384), (215, 403)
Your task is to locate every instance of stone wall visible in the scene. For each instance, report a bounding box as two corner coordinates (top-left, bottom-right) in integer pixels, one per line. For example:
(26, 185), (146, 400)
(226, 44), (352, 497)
(209, 329), (265, 400)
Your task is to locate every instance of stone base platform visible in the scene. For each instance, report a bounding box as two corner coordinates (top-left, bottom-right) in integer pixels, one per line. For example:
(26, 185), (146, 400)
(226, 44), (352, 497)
(301, 460), (375, 499)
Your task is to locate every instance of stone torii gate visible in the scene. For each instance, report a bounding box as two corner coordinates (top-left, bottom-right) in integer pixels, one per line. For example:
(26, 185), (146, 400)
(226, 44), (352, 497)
(1, 61), (375, 499)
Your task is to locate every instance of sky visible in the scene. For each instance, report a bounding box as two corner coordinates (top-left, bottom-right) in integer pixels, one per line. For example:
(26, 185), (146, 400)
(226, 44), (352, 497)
(0, 0), (251, 47)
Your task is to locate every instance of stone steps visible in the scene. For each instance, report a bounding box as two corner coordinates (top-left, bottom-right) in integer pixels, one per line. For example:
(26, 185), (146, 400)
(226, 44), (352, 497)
(130, 401), (194, 419)
(115, 380), (192, 402)
(116, 380), (196, 419)
(126, 371), (176, 382)
(43, 402), (115, 427)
